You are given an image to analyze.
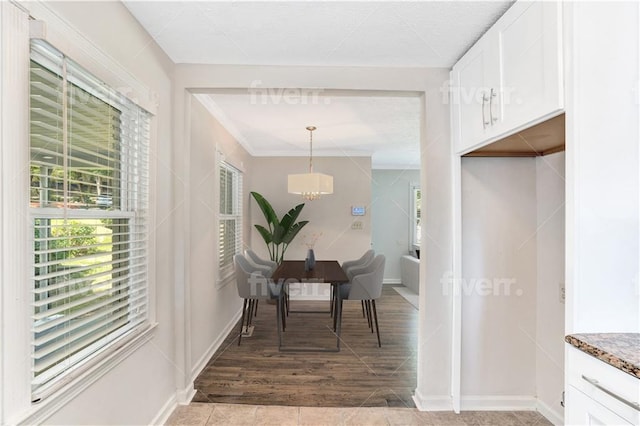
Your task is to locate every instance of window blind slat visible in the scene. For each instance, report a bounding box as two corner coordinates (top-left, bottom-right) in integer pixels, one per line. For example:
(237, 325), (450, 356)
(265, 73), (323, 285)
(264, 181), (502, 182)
(33, 277), (146, 330)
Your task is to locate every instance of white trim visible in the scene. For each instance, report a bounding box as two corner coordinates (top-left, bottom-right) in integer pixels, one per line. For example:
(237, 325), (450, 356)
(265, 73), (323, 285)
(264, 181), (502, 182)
(172, 89), (191, 398)
(176, 386), (196, 406)
(15, 324), (156, 426)
(383, 278), (402, 285)
(413, 389), (453, 411)
(189, 308), (242, 384)
(451, 153), (462, 413)
(536, 399), (564, 426)
(459, 395), (537, 411)
(150, 393), (178, 426)
(1, 3), (32, 423)
(22, 1), (158, 115)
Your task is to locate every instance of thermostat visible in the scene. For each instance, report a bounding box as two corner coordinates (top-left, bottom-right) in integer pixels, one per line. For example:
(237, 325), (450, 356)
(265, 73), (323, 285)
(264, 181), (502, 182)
(351, 206), (366, 216)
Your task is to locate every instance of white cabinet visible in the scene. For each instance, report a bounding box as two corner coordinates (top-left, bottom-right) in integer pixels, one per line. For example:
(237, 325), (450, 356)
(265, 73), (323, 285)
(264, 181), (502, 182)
(451, 0), (563, 154)
(567, 387), (632, 425)
(498, 1), (563, 132)
(450, 30), (501, 152)
(566, 345), (640, 425)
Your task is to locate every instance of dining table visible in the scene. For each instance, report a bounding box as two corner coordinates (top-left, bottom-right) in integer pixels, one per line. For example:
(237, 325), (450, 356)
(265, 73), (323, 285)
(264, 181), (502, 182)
(271, 260), (349, 352)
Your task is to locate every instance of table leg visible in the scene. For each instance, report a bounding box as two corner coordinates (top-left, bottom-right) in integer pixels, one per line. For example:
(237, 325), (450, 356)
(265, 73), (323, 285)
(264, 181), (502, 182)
(335, 282), (342, 350)
(276, 296), (282, 350)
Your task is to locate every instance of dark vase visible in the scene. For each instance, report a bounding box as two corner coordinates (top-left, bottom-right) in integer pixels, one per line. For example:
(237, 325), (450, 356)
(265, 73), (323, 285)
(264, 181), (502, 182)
(305, 248), (316, 271)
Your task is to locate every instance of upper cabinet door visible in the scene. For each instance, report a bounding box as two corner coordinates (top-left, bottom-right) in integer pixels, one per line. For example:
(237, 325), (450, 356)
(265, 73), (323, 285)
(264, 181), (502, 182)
(498, 1), (564, 131)
(451, 32), (500, 154)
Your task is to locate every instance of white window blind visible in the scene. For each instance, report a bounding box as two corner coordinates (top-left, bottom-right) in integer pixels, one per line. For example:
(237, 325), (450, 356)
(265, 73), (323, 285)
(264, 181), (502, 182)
(29, 40), (150, 400)
(218, 160), (243, 282)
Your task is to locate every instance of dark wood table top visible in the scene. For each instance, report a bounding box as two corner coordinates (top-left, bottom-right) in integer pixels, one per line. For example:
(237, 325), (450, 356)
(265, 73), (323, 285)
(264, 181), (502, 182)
(272, 260), (349, 284)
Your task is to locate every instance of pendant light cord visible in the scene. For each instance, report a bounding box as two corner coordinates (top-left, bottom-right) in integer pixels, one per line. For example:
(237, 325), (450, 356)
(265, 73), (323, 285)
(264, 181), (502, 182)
(308, 128), (313, 173)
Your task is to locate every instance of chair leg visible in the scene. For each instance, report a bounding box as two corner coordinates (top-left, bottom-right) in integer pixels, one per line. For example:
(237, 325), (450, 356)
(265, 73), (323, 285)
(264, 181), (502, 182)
(365, 300), (373, 330)
(238, 299), (247, 346)
(372, 299), (381, 347)
(248, 299), (257, 327)
(280, 296), (287, 331)
(330, 283), (335, 317)
(361, 300), (366, 318)
(254, 300), (259, 317)
(284, 282), (290, 316)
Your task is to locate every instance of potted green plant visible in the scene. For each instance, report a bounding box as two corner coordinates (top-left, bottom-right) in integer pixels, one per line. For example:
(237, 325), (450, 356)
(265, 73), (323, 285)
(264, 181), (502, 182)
(251, 191), (309, 264)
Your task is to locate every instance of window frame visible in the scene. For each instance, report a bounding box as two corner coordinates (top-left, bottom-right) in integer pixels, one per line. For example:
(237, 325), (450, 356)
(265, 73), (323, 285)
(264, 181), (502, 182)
(410, 183), (421, 252)
(28, 40), (152, 402)
(217, 158), (243, 285)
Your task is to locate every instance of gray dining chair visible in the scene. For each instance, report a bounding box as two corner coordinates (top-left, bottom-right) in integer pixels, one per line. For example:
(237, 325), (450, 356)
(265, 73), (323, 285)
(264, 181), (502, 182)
(244, 249), (279, 316)
(336, 255), (386, 347)
(234, 254), (285, 346)
(342, 249), (375, 279)
(245, 249), (277, 277)
(333, 250), (375, 317)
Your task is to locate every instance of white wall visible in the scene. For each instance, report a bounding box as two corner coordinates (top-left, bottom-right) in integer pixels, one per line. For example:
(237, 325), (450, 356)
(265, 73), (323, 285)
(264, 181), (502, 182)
(0, 1), (177, 424)
(461, 157), (537, 402)
(415, 71), (454, 409)
(371, 169), (420, 283)
(249, 157), (372, 264)
(535, 152), (565, 420)
(565, 1), (640, 334)
(459, 153), (566, 416)
(188, 97), (251, 379)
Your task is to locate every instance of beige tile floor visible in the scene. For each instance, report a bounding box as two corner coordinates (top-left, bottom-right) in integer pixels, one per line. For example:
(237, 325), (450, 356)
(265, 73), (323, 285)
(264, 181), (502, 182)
(165, 402), (554, 426)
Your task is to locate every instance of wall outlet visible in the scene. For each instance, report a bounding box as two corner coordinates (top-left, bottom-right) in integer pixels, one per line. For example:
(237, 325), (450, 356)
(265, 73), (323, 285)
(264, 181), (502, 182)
(559, 282), (565, 304)
(351, 221), (363, 230)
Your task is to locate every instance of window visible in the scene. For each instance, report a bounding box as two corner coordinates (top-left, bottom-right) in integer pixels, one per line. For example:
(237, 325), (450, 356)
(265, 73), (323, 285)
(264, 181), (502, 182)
(218, 160), (243, 282)
(29, 40), (150, 399)
(411, 184), (421, 249)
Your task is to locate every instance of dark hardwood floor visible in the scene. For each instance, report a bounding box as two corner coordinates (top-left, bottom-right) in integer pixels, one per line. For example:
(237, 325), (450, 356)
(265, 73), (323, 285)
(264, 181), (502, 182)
(192, 286), (419, 408)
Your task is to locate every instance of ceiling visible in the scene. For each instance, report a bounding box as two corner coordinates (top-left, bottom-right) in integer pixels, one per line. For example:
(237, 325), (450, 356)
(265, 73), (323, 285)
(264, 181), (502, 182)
(124, 1), (513, 169)
(196, 91), (422, 169)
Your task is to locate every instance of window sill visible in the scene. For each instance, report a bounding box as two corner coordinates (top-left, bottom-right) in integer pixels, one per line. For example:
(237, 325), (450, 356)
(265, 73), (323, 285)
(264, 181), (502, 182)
(15, 323), (158, 426)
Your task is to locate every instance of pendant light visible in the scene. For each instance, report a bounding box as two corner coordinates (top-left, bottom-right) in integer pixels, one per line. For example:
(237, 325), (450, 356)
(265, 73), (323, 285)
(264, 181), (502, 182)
(287, 126), (333, 201)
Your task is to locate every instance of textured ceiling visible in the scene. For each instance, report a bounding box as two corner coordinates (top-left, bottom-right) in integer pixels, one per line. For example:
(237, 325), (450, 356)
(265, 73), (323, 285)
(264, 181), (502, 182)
(124, 1), (513, 67)
(125, 1), (514, 168)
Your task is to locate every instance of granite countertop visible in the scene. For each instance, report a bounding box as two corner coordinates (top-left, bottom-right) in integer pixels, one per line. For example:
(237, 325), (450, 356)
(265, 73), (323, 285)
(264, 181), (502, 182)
(565, 333), (640, 379)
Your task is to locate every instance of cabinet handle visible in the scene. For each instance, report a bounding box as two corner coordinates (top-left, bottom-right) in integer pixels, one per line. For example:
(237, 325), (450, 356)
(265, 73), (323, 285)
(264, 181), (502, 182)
(582, 375), (640, 411)
(489, 88), (498, 123)
(482, 92), (489, 129)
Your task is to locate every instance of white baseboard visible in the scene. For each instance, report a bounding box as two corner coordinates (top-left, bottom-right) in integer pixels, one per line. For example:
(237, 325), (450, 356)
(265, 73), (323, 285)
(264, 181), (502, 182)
(176, 385), (196, 405)
(189, 308), (243, 384)
(150, 393), (178, 426)
(383, 278), (402, 284)
(460, 395), (537, 411)
(413, 389), (453, 411)
(536, 399), (564, 425)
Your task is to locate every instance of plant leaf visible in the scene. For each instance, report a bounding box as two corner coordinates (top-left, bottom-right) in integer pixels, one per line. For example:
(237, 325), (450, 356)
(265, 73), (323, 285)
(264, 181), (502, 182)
(271, 224), (285, 245)
(254, 224), (273, 244)
(251, 191), (279, 227)
(280, 203), (305, 231)
(282, 221), (309, 244)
